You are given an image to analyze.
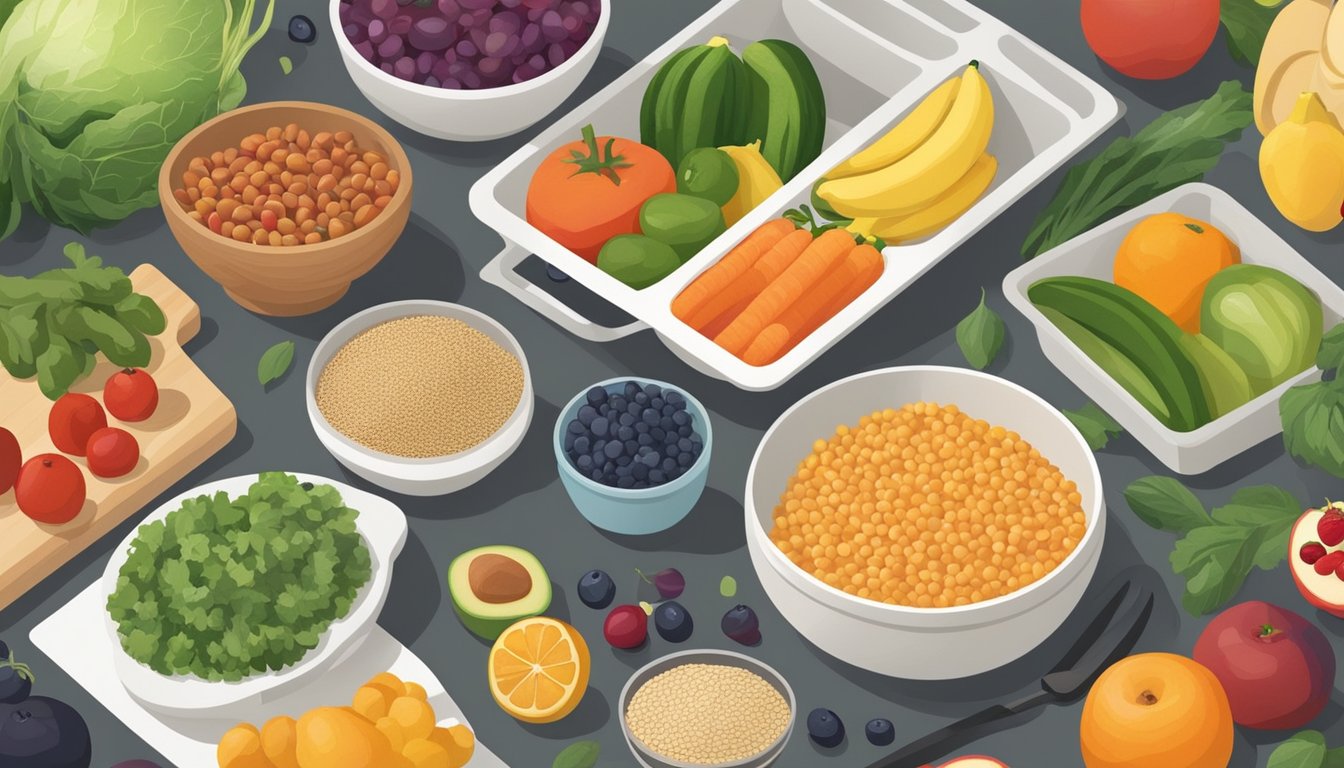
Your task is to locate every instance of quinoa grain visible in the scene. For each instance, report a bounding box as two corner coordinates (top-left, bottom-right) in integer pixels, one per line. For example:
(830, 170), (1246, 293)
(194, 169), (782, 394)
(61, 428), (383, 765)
(626, 664), (790, 765)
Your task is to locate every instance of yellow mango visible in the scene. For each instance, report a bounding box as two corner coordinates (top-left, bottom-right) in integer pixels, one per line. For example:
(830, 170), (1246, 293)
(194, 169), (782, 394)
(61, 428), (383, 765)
(217, 723), (272, 768)
(402, 682), (428, 701)
(260, 716), (299, 768)
(377, 716), (408, 753)
(365, 672), (407, 696)
(296, 706), (403, 768)
(388, 697), (435, 741)
(428, 725), (475, 768)
(402, 738), (451, 768)
(352, 685), (394, 722)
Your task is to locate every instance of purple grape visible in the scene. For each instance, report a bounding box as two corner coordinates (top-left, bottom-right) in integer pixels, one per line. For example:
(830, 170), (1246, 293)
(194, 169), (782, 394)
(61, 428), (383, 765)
(459, 0), (494, 9)
(500, 0), (523, 7)
(378, 34), (405, 59)
(438, 0), (460, 16)
(394, 56), (417, 80)
(344, 22), (367, 43)
(349, 0), (375, 24)
(540, 10), (565, 42)
(367, 18), (388, 43)
(444, 77), (463, 88)
(456, 38), (478, 57)
(416, 50), (436, 74)
(388, 14), (413, 35)
(355, 39), (376, 60)
(339, 2), (351, 22)
(560, 13), (579, 33)
(380, 61), (395, 73)
(523, 0), (554, 8)
(484, 31), (516, 57)
(478, 55), (505, 75)
(520, 22), (541, 52)
(490, 9), (522, 33)
(469, 27), (489, 50)
(637, 567), (685, 600)
(431, 57), (454, 81)
(721, 604), (762, 646)
(371, 0), (397, 20)
(546, 41), (566, 67)
(410, 16), (456, 50)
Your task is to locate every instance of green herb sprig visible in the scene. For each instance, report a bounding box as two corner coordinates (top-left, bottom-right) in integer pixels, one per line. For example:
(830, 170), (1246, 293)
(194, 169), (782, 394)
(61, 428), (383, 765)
(1267, 730), (1344, 768)
(1062, 402), (1123, 451)
(1281, 323), (1344, 477)
(956, 288), (1005, 370)
(553, 740), (600, 768)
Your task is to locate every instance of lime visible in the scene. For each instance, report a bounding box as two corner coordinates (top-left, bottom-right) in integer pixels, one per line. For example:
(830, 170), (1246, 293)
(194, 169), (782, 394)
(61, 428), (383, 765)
(677, 147), (740, 206)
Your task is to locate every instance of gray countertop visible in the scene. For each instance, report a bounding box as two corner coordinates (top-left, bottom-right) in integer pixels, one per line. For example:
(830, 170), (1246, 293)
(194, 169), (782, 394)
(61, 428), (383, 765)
(2, 1), (1341, 766)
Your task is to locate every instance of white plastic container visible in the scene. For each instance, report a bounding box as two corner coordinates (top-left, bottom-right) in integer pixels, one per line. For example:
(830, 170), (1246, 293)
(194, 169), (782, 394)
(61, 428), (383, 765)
(1003, 183), (1344, 475)
(744, 366), (1105, 679)
(470, 0), (1122, 390)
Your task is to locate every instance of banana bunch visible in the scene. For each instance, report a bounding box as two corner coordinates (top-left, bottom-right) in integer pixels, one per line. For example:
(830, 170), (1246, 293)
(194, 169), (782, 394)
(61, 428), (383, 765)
(815, 61), (997, 243)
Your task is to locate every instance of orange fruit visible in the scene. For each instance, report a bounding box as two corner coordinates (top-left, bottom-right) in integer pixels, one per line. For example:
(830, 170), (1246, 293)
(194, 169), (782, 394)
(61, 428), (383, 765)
(487, 617), (590, 723)
(1080, 653), (1234, 768)
(1113, 213), (1239, 333)
(260, 715), (300, 768)
(428, 724), (476, 766)
(217, 723), (271, 768)
(296, 706), (408, 768)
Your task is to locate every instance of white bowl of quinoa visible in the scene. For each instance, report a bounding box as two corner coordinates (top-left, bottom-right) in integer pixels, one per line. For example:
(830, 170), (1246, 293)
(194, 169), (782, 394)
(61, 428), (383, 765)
(619, 650), (795, 768)
(745, 366), (1106, 680)
(307, 299), (532, 496)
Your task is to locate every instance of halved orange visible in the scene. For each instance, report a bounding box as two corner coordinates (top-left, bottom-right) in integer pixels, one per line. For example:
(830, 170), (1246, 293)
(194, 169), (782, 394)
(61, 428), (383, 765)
(487, 617), (590, 723)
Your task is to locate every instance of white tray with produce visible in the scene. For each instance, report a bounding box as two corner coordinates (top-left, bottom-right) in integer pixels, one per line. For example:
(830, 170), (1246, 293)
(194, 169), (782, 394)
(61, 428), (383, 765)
(1003, 183), (1344, 475)
(469, 0), (1121, 390)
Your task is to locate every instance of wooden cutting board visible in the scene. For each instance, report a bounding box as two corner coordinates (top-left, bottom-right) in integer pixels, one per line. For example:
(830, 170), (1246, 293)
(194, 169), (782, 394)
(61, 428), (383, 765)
(0, 265), (237, 612)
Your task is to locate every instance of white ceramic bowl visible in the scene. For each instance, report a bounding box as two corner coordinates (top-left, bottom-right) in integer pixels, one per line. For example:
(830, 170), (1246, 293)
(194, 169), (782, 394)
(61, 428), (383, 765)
(329, 0), (611, 141)
(745, 366), (1106, 679)
(307, 300), (534, 496)
(101, 473), (408, 718)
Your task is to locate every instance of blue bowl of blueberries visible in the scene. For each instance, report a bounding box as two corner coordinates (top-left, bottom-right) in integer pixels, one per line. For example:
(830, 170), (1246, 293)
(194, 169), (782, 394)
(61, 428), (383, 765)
(555, 378), (711, 535)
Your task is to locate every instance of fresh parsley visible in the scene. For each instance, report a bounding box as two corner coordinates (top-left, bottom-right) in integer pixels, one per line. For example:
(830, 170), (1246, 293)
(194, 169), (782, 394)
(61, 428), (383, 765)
(956, 288), (1005, 370)
(1282, 323), (1344, 478)
(1062, 402), (1123, 450)
(1022, 81), (1254, 259)
(1123, 476), (1301, 615)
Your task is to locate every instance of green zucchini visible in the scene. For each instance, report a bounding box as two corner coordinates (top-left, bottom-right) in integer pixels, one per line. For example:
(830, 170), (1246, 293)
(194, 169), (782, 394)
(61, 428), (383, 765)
(640, 37), (752, 171)
(743, 39), (827, 181)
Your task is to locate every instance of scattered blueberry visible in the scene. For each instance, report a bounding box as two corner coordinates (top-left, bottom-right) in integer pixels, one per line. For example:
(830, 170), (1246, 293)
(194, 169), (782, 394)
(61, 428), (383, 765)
(0, 696), (91, 766)
(637, 567), (685, 599)
(0, 649), (34, 704)
(865, 718), (894, 746)
(545, 263), (570, 283)
(807, 708), (845, 748)
(721, 604), (762, 646)
(653, 601), (693, 643)
(288, 14), (317, 43)
(563, 381), (703, 489)
(577, 569), (615, 610)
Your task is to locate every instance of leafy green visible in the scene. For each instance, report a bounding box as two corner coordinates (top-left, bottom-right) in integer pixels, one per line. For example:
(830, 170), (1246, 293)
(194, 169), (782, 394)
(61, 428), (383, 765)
(1022, 81), (1254, 259)
(956, 288), (1005, 370)
(1221, 0), (1283, 67)
(1125, 476), (1302, 615)
(1267, 731), (1344, 768)
(553, 741), (600, 768)
(0, 0), (274, 239)
(1062, 402), (1123, 450)
(258, 340), (295, 387)
(1282, 322), (1344, 478)
(0, 244), (163, 398)
(106, 473), (372, 681)
(720, 576), (737, 598)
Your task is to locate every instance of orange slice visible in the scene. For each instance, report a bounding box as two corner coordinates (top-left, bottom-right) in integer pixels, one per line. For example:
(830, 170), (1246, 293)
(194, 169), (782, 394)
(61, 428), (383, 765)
(487, 617), (590, 723)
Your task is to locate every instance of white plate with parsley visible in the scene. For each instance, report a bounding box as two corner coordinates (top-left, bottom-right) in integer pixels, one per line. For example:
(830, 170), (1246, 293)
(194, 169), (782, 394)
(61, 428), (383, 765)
(99, 472), (408, 717)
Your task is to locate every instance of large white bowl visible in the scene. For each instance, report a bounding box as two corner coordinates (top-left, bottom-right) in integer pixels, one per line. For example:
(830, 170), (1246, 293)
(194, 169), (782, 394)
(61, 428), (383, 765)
(745, 366), (1106, 679)
(330, 0), (611, 141)
(307, 300), (534, 496)
(101, 473), (408, 718)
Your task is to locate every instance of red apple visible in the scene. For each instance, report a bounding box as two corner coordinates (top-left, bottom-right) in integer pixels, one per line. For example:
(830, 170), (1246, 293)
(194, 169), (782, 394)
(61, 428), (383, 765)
(938, 758), (1009, 768)
(1192, 601), (1334, 730)
(1289, 502), (1344, 617)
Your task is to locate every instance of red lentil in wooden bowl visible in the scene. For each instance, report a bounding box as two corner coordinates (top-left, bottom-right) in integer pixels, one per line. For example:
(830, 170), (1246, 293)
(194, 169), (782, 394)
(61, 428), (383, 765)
(158, 101), (412, 317)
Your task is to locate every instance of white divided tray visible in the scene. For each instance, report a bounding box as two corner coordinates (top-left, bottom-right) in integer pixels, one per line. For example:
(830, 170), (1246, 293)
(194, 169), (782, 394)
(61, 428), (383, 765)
(32, 583), (508, 767)
(1003, 183), (1344, 475)
(470, 0), (1122, 390)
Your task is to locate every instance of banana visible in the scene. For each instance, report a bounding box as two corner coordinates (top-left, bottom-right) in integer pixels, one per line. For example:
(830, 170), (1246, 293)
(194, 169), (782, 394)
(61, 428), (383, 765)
(847, 153), (997, 243)
(1253, 0), (1333, 135)
(825, 75), (960, 180)
(718, 140), (783, 227)
(816, 61), (994, 219)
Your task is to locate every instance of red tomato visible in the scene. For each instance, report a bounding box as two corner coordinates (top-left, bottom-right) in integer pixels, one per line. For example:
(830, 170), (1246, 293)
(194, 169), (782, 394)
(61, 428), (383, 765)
(1081, 0), (1220, 80)
(15, 454), (86, 524)
(48, 393), (106, 456)
(86, 428), (140, 479)
(103, 368), (159, 422)
(0, 427), (19, 494)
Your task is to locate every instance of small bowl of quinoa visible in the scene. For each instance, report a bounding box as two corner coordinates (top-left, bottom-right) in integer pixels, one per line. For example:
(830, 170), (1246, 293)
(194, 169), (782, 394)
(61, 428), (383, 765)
(618, 650), (795, 768)
(745, 366), (1106, 680)
(307, 300), (532, 496)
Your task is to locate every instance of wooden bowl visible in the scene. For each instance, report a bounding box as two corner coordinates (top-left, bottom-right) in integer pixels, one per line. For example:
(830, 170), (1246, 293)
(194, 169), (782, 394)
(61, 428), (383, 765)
(159, 101), (413, 316)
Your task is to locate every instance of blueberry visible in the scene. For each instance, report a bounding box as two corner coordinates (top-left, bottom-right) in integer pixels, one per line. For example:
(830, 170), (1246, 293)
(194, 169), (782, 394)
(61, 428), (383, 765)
(623, 439), (638, 455)
(662, 457), (677, 472)
(644, 383), (662, 397)
(0, 648), (34, 704)
(678, 453), (693, 467)
(807, 708), (845, 748)
(545, 263), (570, 282)
(574, 436), (591, 454)
(653, 601), (693, 643)
(721, 604), (761, 645)
(663, 431), (678, 446)
(616, 456), (632, 468)
(577, 405), (597, 426)
(586, 387), (607, 406)
(567, 420), (585, 435)
(590, 468), (603, 481)
(652, 397), (665, 409)
(577, 570), (615, 609)
(577, 455), (593, 471)
(635, 392), (648, 406)
(642, 408), (660, 426)
(650, 469), (666, 484)
(618, 426), (635, 441)
(666, 391), (685, 407)
(672, 410), (690, 426)
(865, 718), (894, 746)
(678, 425), (692, 438)
(632, 462), (650, 480)
(617, 475), (635, 488)
(604, 441), (622, 460)
(622, 381), (638, 398)
(678, 438), (693, 453)
(288, 14), (317, 43)
(635, 421), (650, 434)
(637, 433), (653, 446)
(652, 427), (666, 442)
(643, 452), (660, 468)
(633, 480), (649, 489)
(628, 402), (642, 418)
(591, 417), (609, 436)
(563, 433), (576, 452)
(660, 416), (675, 431)
(611, 396), (627, 412)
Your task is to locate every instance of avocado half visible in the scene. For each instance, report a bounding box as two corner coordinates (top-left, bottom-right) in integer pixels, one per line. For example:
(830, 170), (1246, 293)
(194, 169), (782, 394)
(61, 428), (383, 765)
(448, 545), (552, 640)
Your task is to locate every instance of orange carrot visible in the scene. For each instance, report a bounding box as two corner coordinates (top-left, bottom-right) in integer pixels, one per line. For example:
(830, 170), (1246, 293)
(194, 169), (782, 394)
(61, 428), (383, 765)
(742, 244), (884, 365)
(700, 297), (753, 339)
(715, 229), (856, 355)
(672, 219), (796, 326)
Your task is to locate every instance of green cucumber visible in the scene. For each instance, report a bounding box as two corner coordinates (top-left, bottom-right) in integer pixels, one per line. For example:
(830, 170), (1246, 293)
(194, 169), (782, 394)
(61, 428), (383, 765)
(743, 39), (827, 182)
(639, 193), (726, 263)
(1029, 276), (1211, 431)
(1178, 333), (1254, 419)
(641, 37), (752, 171)
(1036, 305), (1170, 424)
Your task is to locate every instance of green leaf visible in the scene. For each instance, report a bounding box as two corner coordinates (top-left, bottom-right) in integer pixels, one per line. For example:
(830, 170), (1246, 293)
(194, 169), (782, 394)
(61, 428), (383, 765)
(1317, 323), (1344, 372)
(1281, 378), (1344, 478)
(35, 334), (84, 400)
(278, 55), (293, 75)
(956, 288), (1005, 370)
(257, 340), (295, 387)
(1171, 523), (1265, 615)
(1209, 485), (1302, 571)
(1062, 402), (1123, 450)
(1324, 745), (1344, 768)
(1022, 81), (1253, 259)
(1269, 731), (1328, 768)
(720, 576), (737, 598)
(553, 740), (600, 768)
(1124, 476), (1211, 533)
(1220, 0), (1283, 67)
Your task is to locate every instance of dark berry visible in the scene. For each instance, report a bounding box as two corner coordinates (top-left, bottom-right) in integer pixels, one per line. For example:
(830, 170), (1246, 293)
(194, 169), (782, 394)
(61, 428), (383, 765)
(653, 601), (693, 643)
(865, 718), (894, 746)
(807, 708), (845, 748)
(578, 569), (615, 609)
(288, 14), (317, 43)
(721, 604), (761, 645)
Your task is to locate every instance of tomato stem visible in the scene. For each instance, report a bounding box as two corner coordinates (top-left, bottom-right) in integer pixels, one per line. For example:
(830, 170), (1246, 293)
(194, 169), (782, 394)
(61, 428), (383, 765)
(563, 124), (633, 187)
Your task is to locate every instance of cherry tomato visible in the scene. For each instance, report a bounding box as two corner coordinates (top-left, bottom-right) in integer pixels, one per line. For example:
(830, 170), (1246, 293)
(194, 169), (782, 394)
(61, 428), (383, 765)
(15, 454), (86, 524)
(0, 427), (19, 494)
(1080, 0), (1219, 80)
(103, 368), (159, 422)
(48, 393), (106, 456)
(86, 428), (140, 479)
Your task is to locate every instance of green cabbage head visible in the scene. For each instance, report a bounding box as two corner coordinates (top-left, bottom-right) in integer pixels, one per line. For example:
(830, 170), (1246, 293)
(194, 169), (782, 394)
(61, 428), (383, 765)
(0, 0), (274, 238)
(1201, 264), (1323, 395)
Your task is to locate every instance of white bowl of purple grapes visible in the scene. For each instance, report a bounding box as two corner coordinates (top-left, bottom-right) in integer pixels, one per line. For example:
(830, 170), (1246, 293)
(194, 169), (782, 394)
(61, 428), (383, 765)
(332, 0), (607, 141)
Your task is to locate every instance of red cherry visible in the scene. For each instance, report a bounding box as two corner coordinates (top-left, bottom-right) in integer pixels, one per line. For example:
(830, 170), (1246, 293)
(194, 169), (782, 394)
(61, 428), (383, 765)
(103, 368), (159, 422)
(1314, 550), (1344, 576)
(603, 604), (648, 650)
(1301, 541), (1329, 565)
(15, 454), (85, 524)
(86, 428), (140, 479)
(48, 393), (106, 456)
(1318, 510), (1344, 547)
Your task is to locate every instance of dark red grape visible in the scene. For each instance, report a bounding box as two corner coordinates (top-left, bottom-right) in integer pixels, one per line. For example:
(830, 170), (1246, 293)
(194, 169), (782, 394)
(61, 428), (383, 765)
(367, 18), (388, 43)
(637, 567), (685, 600)
(378, 34), (405, 60)
(410, 16), (456, 50)
(371, 0), (398, 19)
(388, 14), (413, 34)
